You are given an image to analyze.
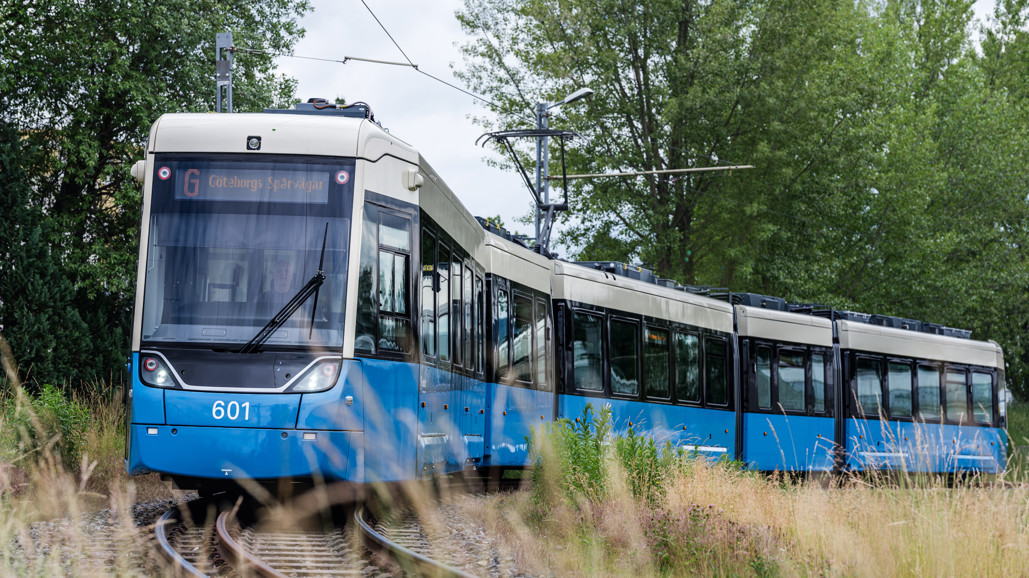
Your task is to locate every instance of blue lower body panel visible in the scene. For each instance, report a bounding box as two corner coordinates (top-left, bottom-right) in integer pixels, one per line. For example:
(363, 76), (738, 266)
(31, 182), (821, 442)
(742, 413), (835, 472)
(845, 418), (1006, 473)
(560, 394), (736, 461)
(127, 424), (363, 481)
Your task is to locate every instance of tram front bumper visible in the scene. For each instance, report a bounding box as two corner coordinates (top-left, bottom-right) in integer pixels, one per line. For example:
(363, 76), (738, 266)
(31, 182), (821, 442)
(126, 424), (363, 481)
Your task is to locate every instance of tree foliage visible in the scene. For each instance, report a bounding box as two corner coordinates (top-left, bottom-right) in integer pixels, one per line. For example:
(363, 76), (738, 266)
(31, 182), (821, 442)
(0, 0), (310, 388)
(458, 0), (1029, 399)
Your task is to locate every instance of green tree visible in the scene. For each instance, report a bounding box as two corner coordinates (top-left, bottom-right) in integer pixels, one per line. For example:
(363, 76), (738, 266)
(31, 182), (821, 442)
(0, 0), (310, 388)
(457, 0), (1029, 398)
(0, 123), (91, 387)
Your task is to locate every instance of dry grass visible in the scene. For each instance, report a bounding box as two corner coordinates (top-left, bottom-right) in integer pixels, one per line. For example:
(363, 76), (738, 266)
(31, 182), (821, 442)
(449, 446), (1029, 576)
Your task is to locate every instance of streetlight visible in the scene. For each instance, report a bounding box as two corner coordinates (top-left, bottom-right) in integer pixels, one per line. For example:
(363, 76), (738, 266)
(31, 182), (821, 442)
(535, 87), (594, 246)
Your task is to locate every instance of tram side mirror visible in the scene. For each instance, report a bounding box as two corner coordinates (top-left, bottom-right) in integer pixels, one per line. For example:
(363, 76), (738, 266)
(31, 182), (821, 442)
(403, 169), (424, 191)
(131, 159), (146, 183)
(433, 270), (441, 293)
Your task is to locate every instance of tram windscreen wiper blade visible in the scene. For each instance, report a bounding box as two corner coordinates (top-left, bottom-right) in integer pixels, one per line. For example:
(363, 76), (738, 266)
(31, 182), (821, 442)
(238, 224), (329, 354)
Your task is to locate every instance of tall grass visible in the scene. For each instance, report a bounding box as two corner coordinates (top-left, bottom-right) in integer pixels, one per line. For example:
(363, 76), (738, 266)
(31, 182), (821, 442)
(0, 335), (177, 576)
(455, 401), (1029, 576)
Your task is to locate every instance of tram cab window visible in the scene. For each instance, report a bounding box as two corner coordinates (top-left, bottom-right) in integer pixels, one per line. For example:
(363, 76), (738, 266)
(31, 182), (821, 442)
(497, 289), (510, 379)
(888, 362), (913, 418)
(917, 365), (941, 420)
(420, 231), (436, 359)
(971, 372), (993, 424)
(945, 370), (968, 423)
(812, 353), (826, 414)
(572, 312), (603, 391)
(675, 332), (700, 403)
(356, 205), (411, 354)
(644, 327), (670, 399)
(513, 293), (533, 384)
(610, 319), (639, 396)
(437, 245), (451, 364)
(777, 350), (805, 412)
(856, 358), (883, 416)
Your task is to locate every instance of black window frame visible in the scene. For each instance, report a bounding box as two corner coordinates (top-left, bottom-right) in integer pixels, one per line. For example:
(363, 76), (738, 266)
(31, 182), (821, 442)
(643, 323), (672, 401)
(609, 316), (641, 399)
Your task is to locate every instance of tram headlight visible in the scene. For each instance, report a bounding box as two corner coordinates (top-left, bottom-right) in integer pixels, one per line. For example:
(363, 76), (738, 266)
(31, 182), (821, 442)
(289, 361), (340, 393)
(140, 356), (175, 388)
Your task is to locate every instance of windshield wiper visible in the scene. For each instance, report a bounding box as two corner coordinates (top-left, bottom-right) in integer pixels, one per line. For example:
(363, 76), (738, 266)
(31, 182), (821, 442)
(238, 224), (329, 354)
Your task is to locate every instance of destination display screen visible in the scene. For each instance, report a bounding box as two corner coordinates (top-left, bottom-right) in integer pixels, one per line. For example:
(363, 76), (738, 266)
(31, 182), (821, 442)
(165, 166), (339, 203)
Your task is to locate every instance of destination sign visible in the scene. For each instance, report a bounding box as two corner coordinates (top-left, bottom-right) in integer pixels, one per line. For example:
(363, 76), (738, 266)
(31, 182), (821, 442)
(170, 167), (336, 203)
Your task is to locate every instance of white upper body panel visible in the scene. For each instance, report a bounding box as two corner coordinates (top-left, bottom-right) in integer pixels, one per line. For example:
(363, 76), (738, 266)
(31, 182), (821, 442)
(552, 262), (734, 333)
(838, 320), (1002, 368)
(735, 305), (833, 347)
(147, 113), (418, 163)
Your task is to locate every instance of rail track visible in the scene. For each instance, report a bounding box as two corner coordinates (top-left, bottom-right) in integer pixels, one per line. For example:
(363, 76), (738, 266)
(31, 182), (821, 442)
(154, 490), (493, 577)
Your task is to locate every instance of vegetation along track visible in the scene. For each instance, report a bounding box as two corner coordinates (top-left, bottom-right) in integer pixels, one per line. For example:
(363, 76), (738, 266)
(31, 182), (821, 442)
(154, 497), (477, 577)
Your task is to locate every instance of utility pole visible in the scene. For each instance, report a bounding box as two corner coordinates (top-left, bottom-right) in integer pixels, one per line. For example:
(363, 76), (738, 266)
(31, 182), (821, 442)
(216, 32), (233, 113)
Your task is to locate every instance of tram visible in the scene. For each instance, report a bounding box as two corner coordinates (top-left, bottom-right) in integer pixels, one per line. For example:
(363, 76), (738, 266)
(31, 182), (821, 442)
(125, 101), (1007, 491)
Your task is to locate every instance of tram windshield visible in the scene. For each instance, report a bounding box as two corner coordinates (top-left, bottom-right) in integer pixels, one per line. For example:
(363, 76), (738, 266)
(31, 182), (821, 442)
(140, 154), (354, 350)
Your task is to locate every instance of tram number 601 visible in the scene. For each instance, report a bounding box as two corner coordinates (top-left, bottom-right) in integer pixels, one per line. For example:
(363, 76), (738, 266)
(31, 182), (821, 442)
(212, 400), (251, 421)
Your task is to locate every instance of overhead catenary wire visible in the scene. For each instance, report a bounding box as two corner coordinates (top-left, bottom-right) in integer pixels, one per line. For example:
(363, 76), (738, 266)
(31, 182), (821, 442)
(233, 0), (530, 121)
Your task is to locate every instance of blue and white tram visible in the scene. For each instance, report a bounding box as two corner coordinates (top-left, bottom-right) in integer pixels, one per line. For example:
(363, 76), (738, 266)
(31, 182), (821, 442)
(125, 102), (1008, 491)
(735, 298), (837, 472)
(836, 316), (1007, 473)
(551, 261), (737, 459)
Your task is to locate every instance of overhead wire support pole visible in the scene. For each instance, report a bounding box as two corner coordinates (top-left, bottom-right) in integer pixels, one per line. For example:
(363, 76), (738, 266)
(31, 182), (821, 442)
(216, 32), (233, 113)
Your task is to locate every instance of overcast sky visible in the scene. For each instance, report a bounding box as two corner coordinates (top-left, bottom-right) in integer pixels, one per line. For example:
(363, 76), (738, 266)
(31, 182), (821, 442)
(274, 0), (1000, 244)
(273, 0), (537, 236)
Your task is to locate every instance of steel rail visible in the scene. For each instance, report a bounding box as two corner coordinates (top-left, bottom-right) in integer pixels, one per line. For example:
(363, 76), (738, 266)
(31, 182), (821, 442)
(154, 507), (208, 577)
(215, 510), (287, 578)
(354, 504), (476, 578)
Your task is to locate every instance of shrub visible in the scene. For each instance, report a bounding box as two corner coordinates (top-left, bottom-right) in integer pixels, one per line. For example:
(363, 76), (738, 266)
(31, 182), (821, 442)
(3, 384), (91, 472)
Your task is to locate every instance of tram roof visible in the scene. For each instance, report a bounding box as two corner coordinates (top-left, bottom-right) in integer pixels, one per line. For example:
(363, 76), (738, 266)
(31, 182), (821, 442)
(147, 113), (418, 164)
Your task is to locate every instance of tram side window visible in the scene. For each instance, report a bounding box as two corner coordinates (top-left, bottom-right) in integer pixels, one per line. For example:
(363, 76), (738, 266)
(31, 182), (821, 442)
(497, 289), (510, 380)
(355, 206), (379, 353)
(705, 338), (728, 406)
(464, 264), (473, 369)
(513, 293), (533, 384)
(573, 312), (603, 391)
(888, 362), (912, 418)
(945, 370), (968, 423)
(916, 365), (941, 420)
(475, 276), (485, 374)
(376, 213), (411, 353)
(356, 208), (412, 354)
(644, 327), (670, 399)
(610, 319), (639, 396)
(971, 372), (993, 424)
(452, 258), (462, 367)
(755, 346), (772, 409)
(437, 245), (451, 364)
(536, 298), (549, 390)
(812, 353), (826, 413)
(778, 350), (805, 412)
(856, 358), (883, 416)
(420, 231), (436, 359)
(675, 332), (700, 403)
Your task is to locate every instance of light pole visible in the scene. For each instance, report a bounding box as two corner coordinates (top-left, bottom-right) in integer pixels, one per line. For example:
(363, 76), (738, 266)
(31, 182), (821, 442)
(534, 87), (593, 246)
